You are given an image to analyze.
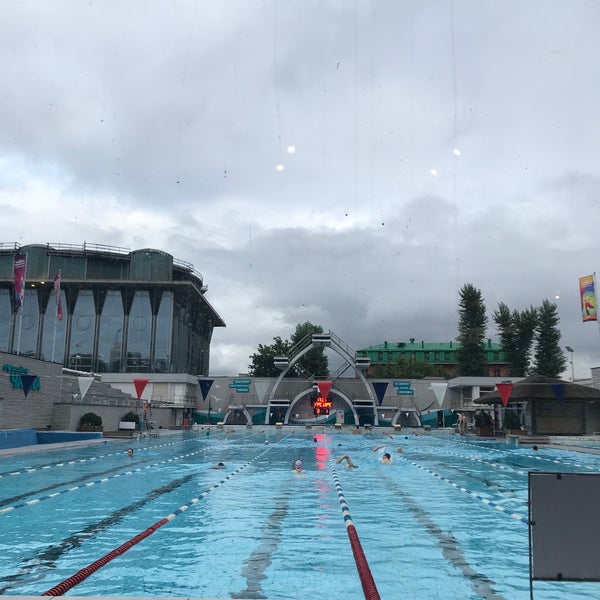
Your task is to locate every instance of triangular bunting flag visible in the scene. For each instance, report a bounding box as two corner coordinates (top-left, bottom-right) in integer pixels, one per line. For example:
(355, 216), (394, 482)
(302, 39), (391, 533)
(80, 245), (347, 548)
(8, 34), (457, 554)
(198, 379), (214, 401)
(254, 380), (270, 403)
(372, 381), (388, 406)
(496, 383), (513, 408)
(316, 381), (332, 400)
(78, 376), (93, 400)
(430, 382), (448, 407)
(133, 378), (149, 400)
(20, 374), (37, 397)
(550, 383), (565, 401)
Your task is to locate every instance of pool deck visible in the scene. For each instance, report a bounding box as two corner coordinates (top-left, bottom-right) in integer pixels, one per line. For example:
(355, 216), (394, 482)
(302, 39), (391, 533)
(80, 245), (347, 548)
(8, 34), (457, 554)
(1, 426), (600, 456)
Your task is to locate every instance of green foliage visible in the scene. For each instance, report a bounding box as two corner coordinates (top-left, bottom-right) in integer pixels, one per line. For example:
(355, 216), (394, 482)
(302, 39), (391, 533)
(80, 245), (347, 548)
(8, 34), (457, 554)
(532, 300), (567, 377)
(122, 411), (139, 423)
(503, 409), (521, 430)
(369, 357), (450, 379)
(290, 322), (329, 378)
(474, 411), (492, 428)
(493, 302), (537, 376)
(79, 412), (102, 427)
(248, 322), (329, 378)
(456, 283), (488, 376)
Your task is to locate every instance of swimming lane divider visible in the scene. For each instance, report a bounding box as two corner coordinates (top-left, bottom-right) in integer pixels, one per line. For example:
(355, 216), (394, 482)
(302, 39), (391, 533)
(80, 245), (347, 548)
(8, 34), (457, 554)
(403, 458), (528, 524)
(331, 466), (381, 600)
(40, 435), (291, 597)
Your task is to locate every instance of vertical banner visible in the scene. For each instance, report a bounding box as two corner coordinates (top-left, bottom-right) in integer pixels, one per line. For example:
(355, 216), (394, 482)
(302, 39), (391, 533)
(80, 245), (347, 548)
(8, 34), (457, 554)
(496, 382), (513, 408)
(579, 275), (597, 322)
(13, 252), (27, 310)
(54, 272), (63, 321)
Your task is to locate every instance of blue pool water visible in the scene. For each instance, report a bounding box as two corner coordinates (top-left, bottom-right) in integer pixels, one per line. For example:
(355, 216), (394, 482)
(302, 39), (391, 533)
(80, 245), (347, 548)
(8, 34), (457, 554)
(0, 429), (598, 599)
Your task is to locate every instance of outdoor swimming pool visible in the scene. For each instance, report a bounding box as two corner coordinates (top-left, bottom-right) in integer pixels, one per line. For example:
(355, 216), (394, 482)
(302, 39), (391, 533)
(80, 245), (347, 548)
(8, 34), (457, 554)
(0, 429), (598, 599)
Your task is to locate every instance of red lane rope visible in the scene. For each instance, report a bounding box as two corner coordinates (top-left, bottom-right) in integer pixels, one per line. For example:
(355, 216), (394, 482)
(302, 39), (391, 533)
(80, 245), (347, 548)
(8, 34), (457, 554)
(42, 518), (169, 596)
(41, 436), (290, 596)
(332, 466), (381, 600)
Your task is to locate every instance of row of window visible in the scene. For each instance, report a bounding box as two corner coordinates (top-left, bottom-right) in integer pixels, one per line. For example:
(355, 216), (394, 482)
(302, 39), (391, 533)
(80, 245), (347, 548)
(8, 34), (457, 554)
(374, 350), (502, 363)
(0, 288), (208, 374)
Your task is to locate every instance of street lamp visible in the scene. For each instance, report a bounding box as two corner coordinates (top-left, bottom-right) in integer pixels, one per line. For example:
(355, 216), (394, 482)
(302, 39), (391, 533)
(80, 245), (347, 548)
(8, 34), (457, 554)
(565, 346), (574, 382)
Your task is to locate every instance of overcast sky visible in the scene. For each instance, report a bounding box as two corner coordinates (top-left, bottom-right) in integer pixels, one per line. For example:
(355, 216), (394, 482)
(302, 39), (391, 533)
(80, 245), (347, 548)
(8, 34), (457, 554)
(1, 1), (599, 378)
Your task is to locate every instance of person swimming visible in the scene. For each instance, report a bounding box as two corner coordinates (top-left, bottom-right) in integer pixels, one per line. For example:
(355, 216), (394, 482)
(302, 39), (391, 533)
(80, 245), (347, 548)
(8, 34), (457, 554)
(292, 459), (304, 473)
(336, 454), (357, 468)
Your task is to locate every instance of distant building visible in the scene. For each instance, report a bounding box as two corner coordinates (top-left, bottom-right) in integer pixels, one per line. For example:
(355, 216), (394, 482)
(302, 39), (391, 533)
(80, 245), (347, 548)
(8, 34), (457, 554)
(0, 242), (225, 376)
(357, 338), (510, 378)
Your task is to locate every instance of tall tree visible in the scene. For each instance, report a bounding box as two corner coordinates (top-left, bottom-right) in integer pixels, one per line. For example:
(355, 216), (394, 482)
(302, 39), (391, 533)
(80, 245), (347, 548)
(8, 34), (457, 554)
(493, 302), (537, 376)
(456, 283), (488, 376)
(532, 300), (566, 377)
(248, 336), (289, 377)
(290, 322), (329, 377)
(248, 322), (329, 378)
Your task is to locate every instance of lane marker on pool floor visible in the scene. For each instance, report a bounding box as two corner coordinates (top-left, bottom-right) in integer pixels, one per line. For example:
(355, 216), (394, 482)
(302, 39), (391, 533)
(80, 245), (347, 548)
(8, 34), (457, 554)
(403, 458), (527, 524)
(40, 434), (293, 596)
(331, 465), (381, 600)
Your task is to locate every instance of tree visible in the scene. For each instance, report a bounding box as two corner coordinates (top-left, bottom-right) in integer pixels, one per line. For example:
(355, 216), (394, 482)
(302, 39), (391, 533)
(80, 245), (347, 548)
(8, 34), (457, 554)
(290, 322), (329, 377)
(369, 356), (449, 379)
(532, 299), (566, 377)
(456, 283), (488, 376)
(493, 302), (537, 376)
(248, 322), (329, 378)
(248, 336), (289, 377)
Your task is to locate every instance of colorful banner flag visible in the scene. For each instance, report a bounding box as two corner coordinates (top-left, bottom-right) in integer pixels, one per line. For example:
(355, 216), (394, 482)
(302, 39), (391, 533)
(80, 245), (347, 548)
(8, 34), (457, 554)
(198, 379), (214, 401)
(54, 272), (63, 321)
(496, 382), (513, 408)
(13, 253), (27, 310)
(372, 381), (388, 406)
(316, 381), (332, 400)
(430, 382), (448, 407)
(20, 374), (38, 397)
(579, 275), (597, 322)
(133, 378), (149, 399)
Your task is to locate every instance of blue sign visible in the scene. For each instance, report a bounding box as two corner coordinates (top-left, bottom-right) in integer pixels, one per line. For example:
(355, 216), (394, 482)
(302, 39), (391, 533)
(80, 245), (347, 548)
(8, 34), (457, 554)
(394, 381), (414, 396)
(229, 379), (251, 393)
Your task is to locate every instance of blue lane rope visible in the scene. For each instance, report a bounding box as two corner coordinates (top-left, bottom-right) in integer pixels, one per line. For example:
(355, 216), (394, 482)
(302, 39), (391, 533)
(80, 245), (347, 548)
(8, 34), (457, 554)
(40, 433), (292, 596)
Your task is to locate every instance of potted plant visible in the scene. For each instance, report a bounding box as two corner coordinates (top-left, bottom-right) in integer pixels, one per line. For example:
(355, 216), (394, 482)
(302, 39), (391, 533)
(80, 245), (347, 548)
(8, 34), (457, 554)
(474, 411), (493, 437)
(119, 411), (140, 431)
(503, 409), (521, 434)
(79, 412), (103, 432)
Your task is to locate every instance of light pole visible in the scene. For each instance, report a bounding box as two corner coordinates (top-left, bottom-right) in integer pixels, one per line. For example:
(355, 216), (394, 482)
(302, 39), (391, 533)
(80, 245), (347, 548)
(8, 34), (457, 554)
(565, 345), (575, 382)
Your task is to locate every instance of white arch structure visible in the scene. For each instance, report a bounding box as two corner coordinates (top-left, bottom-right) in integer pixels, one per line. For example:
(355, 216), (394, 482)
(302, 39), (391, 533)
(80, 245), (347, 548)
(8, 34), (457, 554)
(266, 331), (378, 425)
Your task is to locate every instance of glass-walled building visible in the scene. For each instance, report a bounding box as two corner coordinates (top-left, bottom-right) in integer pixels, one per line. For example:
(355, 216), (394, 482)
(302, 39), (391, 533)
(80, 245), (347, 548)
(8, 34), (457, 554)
(0, 243), (225, 375)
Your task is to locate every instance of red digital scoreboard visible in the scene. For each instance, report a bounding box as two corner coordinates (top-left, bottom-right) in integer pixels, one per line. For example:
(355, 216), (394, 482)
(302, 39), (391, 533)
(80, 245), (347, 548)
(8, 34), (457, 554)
(313, 396), (332, 415)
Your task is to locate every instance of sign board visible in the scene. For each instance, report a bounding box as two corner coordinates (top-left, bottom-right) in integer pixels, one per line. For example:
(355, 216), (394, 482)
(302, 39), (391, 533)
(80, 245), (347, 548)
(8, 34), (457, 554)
(529, 472), (600, 581)
(229, 379), (251, 393)
(394, 381), (414, 396)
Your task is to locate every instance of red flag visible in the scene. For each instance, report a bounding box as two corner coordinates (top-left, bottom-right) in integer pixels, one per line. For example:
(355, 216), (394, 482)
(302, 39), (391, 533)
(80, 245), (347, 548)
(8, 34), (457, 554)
(496, 383), (513, 408)
(133, 378), (149, 399)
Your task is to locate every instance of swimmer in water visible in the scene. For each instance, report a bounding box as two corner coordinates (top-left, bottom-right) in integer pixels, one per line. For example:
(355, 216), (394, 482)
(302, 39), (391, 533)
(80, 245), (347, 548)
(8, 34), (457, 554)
(336, 454), (357, 468)
(292, 460), (304, 473)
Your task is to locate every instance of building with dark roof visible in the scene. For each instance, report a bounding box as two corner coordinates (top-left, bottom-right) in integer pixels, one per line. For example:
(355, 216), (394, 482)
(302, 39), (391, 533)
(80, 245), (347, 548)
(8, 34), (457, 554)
(0, 242), (225, 376)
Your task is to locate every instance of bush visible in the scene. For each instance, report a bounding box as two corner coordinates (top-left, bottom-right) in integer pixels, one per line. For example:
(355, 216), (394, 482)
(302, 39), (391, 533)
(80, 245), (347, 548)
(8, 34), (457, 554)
(79, 412), (102, 427)
(122, 411), (139, 424)
(503, 410), (521, 430)
(474, 411), (492, 428)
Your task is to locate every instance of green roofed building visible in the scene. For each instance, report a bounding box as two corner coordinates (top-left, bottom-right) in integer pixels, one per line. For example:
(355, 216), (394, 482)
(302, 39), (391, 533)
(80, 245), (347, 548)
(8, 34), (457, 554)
(357, 338), (509, 378)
